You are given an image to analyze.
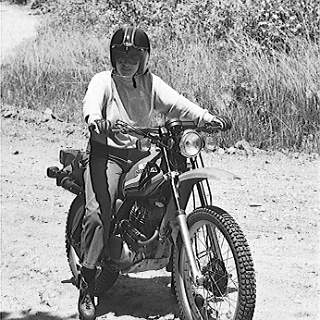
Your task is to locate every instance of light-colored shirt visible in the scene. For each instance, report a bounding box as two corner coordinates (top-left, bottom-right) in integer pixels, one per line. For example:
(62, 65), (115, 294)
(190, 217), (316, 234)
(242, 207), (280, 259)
(83, 70), (213, 148)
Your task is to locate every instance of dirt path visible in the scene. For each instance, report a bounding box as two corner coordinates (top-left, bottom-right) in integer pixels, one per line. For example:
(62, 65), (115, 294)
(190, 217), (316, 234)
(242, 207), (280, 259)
(1, 107), (319, 320)
(0, 1), (40, 64)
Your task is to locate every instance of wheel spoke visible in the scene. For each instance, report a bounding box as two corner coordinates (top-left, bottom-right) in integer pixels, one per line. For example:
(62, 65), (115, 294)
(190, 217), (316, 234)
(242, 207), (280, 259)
(175, 209), (255, 320)
(197, 223), (238, 318)
(228, 276), (239, 290)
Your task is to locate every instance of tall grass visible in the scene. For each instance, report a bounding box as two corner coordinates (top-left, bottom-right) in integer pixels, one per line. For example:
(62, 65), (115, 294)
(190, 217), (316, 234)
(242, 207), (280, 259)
(1, 28), (110, 120)
(152, 36), (320, 150)
(1, 25), (319, 151)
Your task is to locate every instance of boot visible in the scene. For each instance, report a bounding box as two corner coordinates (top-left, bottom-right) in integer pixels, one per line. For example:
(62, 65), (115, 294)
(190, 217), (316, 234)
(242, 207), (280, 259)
(78, 267), (96, 320)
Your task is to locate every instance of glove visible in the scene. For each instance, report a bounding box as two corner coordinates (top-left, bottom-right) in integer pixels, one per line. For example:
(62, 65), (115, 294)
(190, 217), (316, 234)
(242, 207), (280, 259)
(211, 115), (232, 131)
(88, 117), (110, 135)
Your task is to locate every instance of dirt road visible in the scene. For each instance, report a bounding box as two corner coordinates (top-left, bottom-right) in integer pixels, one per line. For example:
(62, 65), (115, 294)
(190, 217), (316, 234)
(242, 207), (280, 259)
(1, 3), (320, 320)
(1, 106), (319, 320)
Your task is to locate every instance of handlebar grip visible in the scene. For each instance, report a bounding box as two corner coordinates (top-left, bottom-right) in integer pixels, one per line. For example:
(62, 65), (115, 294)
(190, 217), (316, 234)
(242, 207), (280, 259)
(202, 122), (221, 133)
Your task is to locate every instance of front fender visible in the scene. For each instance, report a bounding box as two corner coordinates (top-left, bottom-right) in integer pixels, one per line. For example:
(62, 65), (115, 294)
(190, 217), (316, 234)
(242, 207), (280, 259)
(162, 167), (240, 245)
(177, 167), (240, 209)
(179, 167), (240, 184)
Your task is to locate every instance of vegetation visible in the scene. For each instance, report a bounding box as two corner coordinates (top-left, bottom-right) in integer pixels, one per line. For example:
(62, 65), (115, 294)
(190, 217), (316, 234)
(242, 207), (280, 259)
(1, 0), (319, 151)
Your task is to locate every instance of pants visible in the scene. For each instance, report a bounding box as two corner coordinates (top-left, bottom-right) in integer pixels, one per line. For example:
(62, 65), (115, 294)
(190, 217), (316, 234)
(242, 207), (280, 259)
(81, 154), (121, 269)
(81, 144), (148, 269)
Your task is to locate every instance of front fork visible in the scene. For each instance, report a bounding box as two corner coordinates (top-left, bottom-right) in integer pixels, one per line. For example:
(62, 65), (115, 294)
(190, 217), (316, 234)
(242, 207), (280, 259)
(167, 170), (204, 285)
(161, 145), (204, 285)
(176, 211), (204, 285)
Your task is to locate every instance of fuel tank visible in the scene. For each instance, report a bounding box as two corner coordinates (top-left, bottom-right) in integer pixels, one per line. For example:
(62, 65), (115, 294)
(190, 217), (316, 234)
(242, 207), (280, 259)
(123, 151), (166, 198)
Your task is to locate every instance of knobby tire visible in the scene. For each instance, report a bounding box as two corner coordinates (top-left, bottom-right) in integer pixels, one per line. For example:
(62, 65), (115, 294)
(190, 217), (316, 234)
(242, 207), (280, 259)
(173, 206), (256, 320)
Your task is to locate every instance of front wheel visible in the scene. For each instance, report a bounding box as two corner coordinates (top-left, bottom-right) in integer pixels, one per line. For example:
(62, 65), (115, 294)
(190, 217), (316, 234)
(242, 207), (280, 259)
(173, 206), (256, 320)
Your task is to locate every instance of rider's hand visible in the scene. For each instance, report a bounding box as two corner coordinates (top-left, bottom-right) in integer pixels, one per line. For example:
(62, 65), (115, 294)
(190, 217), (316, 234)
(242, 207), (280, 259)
(87, 116), (110, 135)
(211, 115), (232, 131)
(94, 119), (110, 135)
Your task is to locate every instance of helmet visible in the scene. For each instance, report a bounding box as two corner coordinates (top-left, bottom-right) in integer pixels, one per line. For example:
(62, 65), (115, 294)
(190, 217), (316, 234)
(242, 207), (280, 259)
(110, 26), (150, 76)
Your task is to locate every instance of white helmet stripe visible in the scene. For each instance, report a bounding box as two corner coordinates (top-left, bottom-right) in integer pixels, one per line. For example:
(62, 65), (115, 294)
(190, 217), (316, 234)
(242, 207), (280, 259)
(130, 27), (136, 46)
(123, 26), (136, 47)
(123, 27), (129, 46)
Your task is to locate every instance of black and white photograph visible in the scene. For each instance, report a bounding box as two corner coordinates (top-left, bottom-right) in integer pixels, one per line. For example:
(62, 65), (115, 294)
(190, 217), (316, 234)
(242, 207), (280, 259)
(1, 1), (319, 319)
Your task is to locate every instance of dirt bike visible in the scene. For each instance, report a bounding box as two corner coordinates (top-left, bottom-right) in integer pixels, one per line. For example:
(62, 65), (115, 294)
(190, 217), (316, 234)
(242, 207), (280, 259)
(47, 118), (256, 320)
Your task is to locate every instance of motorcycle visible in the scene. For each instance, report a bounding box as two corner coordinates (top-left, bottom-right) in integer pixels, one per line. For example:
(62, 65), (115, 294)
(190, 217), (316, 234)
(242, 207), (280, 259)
(47, 118), (256, 320)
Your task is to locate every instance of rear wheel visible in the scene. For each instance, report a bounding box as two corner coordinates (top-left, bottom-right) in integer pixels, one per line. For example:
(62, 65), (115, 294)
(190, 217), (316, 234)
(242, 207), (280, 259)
(66, 196), (119, 297)
(173, 206), (256, 320)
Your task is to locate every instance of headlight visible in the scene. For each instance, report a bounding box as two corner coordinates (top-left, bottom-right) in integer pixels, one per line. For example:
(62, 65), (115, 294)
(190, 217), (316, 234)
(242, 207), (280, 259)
(179, 130), (204, 158)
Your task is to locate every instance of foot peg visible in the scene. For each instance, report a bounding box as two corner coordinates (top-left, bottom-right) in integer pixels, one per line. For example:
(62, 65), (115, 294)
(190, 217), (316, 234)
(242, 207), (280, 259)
(61, 276), (77, 285)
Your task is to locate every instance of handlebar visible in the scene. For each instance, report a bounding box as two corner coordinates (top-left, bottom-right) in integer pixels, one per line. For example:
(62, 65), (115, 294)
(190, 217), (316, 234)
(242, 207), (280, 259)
(114, 119), (222, 135)
(88, 122), (158, 135)
(198, 121), (222, 134)
(88, 119), (222, 140)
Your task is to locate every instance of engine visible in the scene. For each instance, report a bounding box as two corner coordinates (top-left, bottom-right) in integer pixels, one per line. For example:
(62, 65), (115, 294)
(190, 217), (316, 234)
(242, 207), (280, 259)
(118, 199), (166, 250)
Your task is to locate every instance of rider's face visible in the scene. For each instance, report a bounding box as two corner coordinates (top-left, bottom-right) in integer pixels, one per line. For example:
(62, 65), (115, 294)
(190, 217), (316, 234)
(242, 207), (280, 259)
(113, 47), (144, 77)
(115, 58), (140, 77)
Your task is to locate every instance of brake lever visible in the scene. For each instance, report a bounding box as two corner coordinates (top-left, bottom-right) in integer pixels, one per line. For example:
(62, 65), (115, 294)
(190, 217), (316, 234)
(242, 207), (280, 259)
(113, 120), (129, 134)
(114, 120), (165, 147)
(115, 120), (147, 136)
(200, 122), (221, 134)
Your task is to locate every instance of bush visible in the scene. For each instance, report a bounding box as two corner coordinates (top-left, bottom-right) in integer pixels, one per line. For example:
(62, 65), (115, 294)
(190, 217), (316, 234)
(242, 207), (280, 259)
(1, 0), (320, 151)
(40, 0), (320, 46)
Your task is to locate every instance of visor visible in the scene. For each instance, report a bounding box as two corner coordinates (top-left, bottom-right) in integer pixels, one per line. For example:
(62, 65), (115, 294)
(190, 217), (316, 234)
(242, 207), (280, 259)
(112, 46), (146, 64)
(111, 42), (149, 51)
(112, 45), (146, 54)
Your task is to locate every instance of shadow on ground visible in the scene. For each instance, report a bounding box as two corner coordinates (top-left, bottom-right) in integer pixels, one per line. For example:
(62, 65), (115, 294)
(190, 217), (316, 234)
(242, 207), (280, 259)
(1, 275), (179, 320)
(96, 275), (179, 318)
(0, 311), (78, 320)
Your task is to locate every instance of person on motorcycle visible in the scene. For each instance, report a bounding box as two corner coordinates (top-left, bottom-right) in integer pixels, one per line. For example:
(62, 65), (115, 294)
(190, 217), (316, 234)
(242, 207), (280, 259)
(79, 25), (231, 320)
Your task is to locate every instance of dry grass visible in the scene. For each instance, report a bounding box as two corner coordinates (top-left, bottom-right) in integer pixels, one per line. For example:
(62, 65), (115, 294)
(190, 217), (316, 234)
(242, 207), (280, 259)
(1, 27), (319, 151)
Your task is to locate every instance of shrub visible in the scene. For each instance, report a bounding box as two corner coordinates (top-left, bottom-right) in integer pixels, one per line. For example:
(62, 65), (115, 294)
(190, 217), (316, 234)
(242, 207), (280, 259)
(1, 0), (319, 151)
(39, 0), (320, 45)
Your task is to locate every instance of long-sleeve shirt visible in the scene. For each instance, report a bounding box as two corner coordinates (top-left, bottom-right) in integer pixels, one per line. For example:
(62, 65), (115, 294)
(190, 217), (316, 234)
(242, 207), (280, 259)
(83, 70), (214, 149)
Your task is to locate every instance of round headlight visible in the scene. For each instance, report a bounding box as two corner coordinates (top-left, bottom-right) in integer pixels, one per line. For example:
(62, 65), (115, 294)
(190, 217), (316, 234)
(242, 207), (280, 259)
(179, 130), (203, 158)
